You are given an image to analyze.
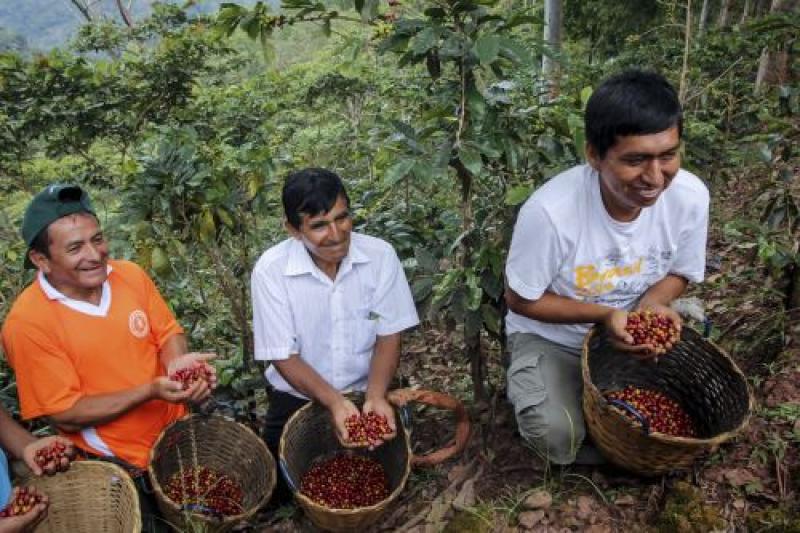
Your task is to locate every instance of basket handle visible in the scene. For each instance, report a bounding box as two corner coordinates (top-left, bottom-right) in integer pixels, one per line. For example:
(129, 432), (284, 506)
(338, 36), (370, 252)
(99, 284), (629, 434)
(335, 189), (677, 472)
(607, 398), (651, 435)
(279, 458), (299, 493)
(387, 388), (471, 467)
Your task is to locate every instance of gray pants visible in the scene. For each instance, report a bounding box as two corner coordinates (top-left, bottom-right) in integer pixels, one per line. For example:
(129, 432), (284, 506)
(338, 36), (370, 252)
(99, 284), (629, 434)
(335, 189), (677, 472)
(507, 332), (586, 465)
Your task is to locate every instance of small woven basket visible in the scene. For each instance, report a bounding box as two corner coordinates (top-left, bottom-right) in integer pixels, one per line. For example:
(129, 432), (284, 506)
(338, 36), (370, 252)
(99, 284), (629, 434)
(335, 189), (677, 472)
(280, 388), (471, 532)
(148, 413), (276, 532)
(22, 460), (141, 532)
(582, 326), (752, 476)
(279, 398), (412, 533)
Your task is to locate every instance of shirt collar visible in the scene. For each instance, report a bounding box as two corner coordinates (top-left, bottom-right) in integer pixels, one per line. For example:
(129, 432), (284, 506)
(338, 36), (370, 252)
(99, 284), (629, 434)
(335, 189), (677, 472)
(284, 235), (370, 279)
(38, 264), (113, 301)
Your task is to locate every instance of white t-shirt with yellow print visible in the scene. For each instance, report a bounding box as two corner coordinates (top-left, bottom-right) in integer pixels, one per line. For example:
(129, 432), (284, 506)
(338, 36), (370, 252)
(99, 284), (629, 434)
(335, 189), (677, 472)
(505, 163), (709, 349)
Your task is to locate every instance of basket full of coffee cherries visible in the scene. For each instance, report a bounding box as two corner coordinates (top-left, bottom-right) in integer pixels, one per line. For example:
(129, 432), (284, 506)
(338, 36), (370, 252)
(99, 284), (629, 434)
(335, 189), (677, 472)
(581, 311), (752, 476)
(279, 390), (471, 532)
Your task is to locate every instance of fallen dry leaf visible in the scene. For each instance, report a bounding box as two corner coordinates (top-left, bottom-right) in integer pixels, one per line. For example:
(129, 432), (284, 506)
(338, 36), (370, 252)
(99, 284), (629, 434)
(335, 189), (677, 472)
(452, 478), (476, 509)
(724, 468), (757, 487)
(523, 490), (553, 510)
(576, 495), (594, 520)
(518, 510), (545, 529)
(614, 494), (636, 506)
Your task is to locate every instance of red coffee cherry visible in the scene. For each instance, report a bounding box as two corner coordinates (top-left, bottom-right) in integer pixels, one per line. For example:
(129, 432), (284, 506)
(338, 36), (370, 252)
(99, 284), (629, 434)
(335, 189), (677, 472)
(300, 453), (389, 509)
(34, 440), (72, 469)
(344, 412), (393, 446)
(606, 386), (696, 438)
(163, 466), (244, 517)
(169, 364), (213, 391)
(0, 487), (46, 517)
(625, 310), (680, 353)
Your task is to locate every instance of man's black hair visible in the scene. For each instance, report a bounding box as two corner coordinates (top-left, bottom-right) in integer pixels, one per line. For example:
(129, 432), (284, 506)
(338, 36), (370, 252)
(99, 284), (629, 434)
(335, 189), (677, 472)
(29, 227), (51, 258)
(282, 168), (350, 229)
(585, 69), (683, 159)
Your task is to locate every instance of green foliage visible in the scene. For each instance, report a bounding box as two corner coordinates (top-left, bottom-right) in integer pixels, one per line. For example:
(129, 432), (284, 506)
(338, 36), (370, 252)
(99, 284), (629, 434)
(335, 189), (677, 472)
(656, 481), (725, 533)
(0, 0), (798, 409)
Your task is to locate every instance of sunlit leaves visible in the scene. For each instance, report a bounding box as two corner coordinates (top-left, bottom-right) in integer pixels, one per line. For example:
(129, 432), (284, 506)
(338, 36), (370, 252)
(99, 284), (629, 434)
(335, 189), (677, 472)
(473, 34), (500, 66)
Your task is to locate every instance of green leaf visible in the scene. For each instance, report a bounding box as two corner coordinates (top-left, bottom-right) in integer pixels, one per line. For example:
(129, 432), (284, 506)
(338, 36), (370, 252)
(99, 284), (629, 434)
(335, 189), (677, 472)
(481, 304), (501, 335)
(151, 247), (170, 275)
(459, 147), (482, 176)
(498, 37), (532, 65)
(415, 247), (438, 273)
(411, 27), (439, 56)
(466, 271), (482, 312)
(467, 86), (486, 118)
(568, 113), (586, 161)
(505, 184), (532, 206)
(473, 34), (500, 66)
(580, 86), (593, 108)
(412, 277), (435, 302)
(502, 137), (518, 170)
(384, 159), (416, 185)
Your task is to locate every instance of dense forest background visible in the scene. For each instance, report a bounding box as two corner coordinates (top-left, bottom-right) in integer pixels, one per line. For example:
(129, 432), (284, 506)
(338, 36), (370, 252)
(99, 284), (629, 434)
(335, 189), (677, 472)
(0, 0), (798, 530)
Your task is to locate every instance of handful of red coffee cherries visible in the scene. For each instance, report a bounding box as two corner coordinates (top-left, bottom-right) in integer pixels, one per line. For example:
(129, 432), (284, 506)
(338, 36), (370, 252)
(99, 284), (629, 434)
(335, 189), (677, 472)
(624, 310), (680, 357)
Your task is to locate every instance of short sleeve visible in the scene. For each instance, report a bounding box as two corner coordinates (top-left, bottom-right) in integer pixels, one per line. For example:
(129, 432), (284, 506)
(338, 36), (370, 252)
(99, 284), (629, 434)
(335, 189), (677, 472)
(669, 187), (710, 283)
(2, 320), (82, 420)
(251, 263), (297, 361)
(505, 201), (563, 301)
(372, 246), (419, 336)
(137, 266), (184, 348)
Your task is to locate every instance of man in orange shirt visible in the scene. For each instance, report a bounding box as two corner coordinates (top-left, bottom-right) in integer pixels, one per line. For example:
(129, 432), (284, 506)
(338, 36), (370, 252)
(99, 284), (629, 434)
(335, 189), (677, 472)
(1, 184), (215, 530)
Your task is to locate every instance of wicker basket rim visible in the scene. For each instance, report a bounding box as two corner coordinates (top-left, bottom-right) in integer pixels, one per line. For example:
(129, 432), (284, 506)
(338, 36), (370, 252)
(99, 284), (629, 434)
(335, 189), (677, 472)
(278, 400), (413, 515)
(23, 460), (143, 533)
(581, 326), (754, 445)
(147, 412), (276, 524)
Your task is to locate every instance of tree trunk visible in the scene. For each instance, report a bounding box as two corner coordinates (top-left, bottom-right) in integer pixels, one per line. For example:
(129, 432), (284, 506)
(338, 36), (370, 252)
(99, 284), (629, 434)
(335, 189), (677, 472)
(717, 0), (733, 27)
(679, 0), (692, 104)
(542, 0), (562, 101)
(697, 0), (711, 38)
(67, 0), (94, 22)
(115, 0), (135, 28)
(755, 0), (800, 93)
(740, 0), (751, 23)
(451, 157), (487, 402)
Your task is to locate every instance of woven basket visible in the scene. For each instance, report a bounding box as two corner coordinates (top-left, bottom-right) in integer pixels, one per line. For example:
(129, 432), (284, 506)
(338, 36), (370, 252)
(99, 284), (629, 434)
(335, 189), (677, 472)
(280, 389), (471, 532)
(21, 460), (140, 532)
(582, 326), (752, 476)
(148, 414), (276, 532)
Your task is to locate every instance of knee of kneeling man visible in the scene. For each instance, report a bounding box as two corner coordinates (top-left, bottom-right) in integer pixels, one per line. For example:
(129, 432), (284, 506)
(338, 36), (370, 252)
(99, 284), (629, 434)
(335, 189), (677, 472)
(518, 410), (584, 465)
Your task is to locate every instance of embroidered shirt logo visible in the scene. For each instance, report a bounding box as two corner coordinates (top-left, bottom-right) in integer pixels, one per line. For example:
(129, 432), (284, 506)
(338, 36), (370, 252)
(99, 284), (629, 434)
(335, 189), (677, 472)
(128, 310), (150, 338)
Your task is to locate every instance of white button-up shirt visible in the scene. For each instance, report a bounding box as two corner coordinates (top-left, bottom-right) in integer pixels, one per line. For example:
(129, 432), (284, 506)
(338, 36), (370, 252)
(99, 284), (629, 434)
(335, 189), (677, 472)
(251, 232), (420, 398)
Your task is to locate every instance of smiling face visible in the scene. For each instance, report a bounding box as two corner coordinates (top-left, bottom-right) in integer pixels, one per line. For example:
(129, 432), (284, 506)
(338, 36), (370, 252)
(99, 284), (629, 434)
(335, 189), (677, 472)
(29, 212), (109, 303)
(587, 126), (681, 222)
(288, 194), (353, 279)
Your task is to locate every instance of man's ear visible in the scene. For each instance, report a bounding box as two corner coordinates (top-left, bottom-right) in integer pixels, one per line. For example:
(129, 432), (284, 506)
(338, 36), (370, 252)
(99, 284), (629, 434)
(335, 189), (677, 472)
(585, 142), (601, 170)
(284, 219), (301, 239)
(28, 250), (49, 273)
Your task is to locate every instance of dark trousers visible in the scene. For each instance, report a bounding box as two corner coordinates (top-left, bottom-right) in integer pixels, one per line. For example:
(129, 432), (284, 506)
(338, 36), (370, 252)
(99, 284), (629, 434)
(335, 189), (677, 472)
(263, 388), (309, 506)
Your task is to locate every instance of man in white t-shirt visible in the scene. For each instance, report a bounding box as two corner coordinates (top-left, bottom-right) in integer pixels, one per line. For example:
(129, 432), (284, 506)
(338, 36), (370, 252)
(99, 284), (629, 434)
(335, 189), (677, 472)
(251, 168), (419, 497)
(505, 70), (709, 465)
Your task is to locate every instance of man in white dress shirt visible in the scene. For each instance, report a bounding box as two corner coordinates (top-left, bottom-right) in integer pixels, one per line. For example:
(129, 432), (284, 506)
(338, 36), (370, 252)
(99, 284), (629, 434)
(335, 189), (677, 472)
(504, 70), (709, 465)
(251, 168), (419, 492)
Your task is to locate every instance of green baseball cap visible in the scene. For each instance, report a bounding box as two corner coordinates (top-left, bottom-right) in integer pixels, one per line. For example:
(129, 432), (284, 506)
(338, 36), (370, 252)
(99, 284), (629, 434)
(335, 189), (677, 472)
(21, 184), (96, 268)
